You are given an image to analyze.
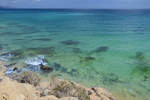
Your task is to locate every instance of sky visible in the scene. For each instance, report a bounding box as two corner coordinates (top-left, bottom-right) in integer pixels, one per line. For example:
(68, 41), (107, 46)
(0, 0), (150, 9)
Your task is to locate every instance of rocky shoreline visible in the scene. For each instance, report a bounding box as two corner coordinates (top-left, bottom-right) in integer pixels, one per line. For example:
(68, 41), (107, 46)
(0, 61), (117, 100)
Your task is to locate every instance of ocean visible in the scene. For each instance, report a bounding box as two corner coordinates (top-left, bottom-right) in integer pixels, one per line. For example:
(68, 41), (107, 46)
(0, 9), (150, 100)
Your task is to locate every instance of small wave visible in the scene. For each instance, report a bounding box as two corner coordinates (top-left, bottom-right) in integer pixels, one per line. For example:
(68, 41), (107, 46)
(24, 55), (47, 66)
(5, 67), (22, 75)
(0, 53), (14, 61)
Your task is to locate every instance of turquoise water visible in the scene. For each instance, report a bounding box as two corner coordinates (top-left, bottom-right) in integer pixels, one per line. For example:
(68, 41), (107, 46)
(0, 9), (150, 100)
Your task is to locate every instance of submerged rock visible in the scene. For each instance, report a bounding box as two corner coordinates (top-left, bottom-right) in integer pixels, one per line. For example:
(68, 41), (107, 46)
(26, 47), (56, 56)
(52, 63), (67, 73)
(61, 40), (80, 45)
(94, 46), (109, 53)
(0, 53), (14, 61)
(5, 67), (22, 75)
(85, 57), (95, 61)
(32, 38), (52, 41)
(102, 73), (120, 85)
(67, 68), (79, 77)
(135, 51), (145, 60)
(40, 64), (53, 72)
(131, 52), (150, 78)
(91, 87), (117, 100)
(0, 50), (24, 61)
(72, 48), (82, 53)
(0, 44), (2, 51)
(24, 55), (52, 72)
(4, 63), (16, 68)
(23, 65), (41, 72)
(80, 56), (96, 63)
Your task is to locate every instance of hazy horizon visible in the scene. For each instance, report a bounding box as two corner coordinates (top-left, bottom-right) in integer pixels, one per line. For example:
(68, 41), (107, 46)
(0, 0), (150, 9)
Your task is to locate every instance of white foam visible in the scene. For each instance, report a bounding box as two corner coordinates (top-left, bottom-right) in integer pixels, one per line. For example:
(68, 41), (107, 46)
(24, 55), (47, 66)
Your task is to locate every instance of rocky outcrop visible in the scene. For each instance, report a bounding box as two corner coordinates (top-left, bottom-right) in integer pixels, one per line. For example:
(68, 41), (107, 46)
(38, 78), (117, 100)
(0, 61), (118, 100)
(9, 71), (40, 86)
(0, 75), (38, 100)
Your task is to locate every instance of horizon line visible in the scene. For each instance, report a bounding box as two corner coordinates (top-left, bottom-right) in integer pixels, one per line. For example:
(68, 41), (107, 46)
(1, 8), (150, 10)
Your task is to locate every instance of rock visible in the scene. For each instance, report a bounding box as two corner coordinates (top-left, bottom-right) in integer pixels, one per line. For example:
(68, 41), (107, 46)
(49, 79), (90, 100)
(32, 38), (52, 41)
(4, 63), (16, 68)
(102, 73), (120, 85)
(15, 94), (25, 100)
(0, 44), (2, 51)
(48, 79), (117, 100)
(40, 95), (58, 100)
(94, 46), (109, 53)
(90, 87), (117, 100)
(0, 50), (23, 61)
(1, 51), (22, 57)
(72, 48), (82, 53)
(0, 77), (2, 82)
(0, 76), (37, 100)
(80, 56), (95, 63)
(67, 68), (79, 77)
(26, 47), (56, 57)
(135, 51), (145, 60)
(84, 57), (95, 61)
(61, 40), (80, 45)
(5, 67), (22, 75)
(9, 71), (40, 86)
(52, 63), (67, 73)
(40, 64), (53, 72)
(60, 97), (79, 100)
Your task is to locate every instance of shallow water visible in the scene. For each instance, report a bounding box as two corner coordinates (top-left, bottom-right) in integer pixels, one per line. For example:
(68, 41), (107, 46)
(0, 9), (150, 100)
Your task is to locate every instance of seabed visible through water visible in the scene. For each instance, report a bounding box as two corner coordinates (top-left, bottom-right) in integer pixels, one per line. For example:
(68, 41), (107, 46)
(0, 9), (150, 100)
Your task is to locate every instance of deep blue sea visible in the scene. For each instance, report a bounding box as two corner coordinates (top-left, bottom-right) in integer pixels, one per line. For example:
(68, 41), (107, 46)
(0, 9), (150, 100)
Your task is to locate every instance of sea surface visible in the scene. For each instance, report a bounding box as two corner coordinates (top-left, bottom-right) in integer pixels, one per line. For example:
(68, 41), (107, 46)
(0, 9), (150, 100)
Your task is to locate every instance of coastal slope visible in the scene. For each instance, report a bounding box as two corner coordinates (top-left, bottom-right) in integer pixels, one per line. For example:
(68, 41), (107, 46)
(0, 61), (117, 100)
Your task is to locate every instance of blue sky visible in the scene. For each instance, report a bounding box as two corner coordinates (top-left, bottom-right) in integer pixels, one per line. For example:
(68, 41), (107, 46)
(0, 0), (150, 9)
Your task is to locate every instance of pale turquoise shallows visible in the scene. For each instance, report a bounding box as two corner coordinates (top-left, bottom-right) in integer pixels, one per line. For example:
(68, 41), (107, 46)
(0, 9), (150, 100)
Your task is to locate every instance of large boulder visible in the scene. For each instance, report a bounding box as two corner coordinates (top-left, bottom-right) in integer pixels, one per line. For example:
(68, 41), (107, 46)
(0, 76), (38, 100)
(90, 87), (117, 100)
(49, 79), (90, 100)
(9, 71), (40, 86)
(47, 79), (117, 100)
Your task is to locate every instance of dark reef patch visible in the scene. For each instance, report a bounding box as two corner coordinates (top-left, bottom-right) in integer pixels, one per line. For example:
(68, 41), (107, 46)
(67, 68), (79, 77)
(52, 63), (67, 73)
(26, 47), (56, 56)
(4, 63), (16, 68)
(0, 50), (24, 61)
(0, 44), (2, 51)
(21, 26), (41, 34)
(0, 32), (20, 35)
(32, 38), (52, 41)
(40, 64), (53, 72)
(61, 40), (80, 45)
(102, 73), (121, 85)
(79, 56), (96, 63)
(94, 46), (109, 53)
(72, 48), (82, 53)
(15, 38), (25, 41)
(131, 52), (150, 81)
